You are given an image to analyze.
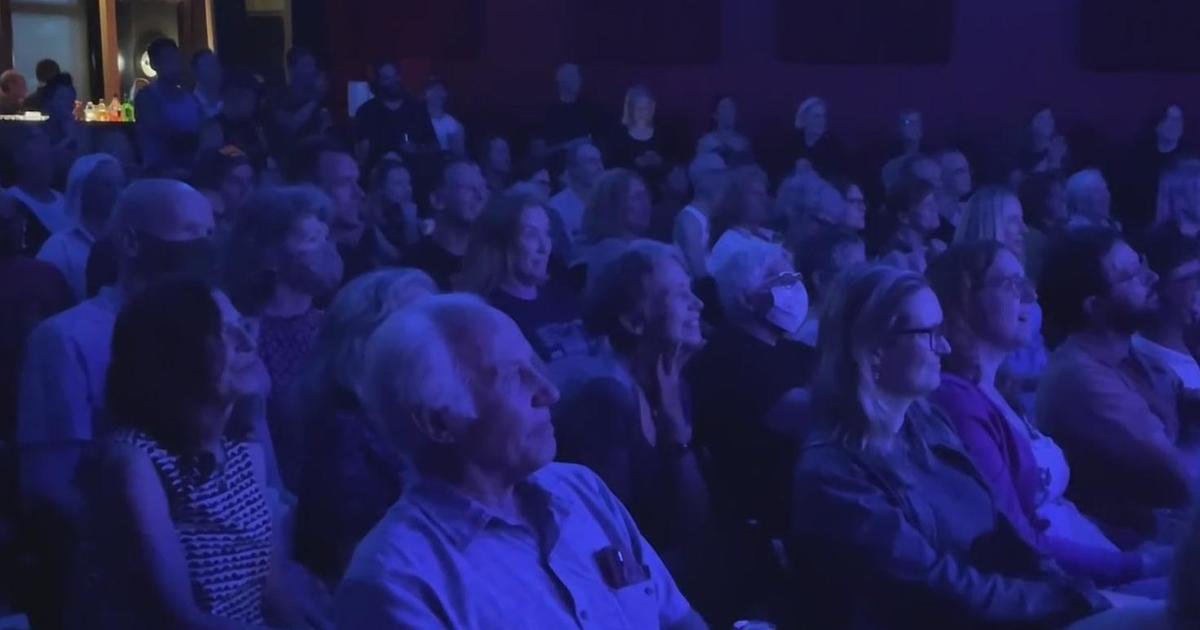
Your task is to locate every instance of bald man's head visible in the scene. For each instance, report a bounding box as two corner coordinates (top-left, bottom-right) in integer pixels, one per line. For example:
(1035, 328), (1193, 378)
(108, 179), (215, 241)
(107, 179), (217, 284)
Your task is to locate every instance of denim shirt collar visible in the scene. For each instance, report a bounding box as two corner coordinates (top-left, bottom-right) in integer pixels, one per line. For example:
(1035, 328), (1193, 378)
(405, 468), (575, 551)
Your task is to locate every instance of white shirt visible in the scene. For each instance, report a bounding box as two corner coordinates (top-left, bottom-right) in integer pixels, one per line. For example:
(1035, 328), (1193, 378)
(1132, 333), (1200, 390)
(37, 225), (95, 302)
(430, 113), (464, 151)
(10, 187), (68, 234)
(549, 187), (587, 247)
(18, 286), (123, 444)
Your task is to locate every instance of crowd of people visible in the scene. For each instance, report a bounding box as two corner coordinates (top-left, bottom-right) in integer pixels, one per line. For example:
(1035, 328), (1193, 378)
(5, 36), (1200, 629)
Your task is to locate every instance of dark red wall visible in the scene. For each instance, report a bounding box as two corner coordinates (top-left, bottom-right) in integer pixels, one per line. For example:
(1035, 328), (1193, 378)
(324, 0), (1200, 172)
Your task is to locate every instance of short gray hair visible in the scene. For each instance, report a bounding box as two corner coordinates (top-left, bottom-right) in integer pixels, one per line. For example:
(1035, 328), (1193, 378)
(712, 238), (791, 317)
(360, 293), (496, 456)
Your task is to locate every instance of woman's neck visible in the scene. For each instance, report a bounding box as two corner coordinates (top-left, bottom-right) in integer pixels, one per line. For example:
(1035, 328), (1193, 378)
(804, 129), (823, 147)
(428, 104), (445, 118)
(1159, 136), (1180, 154)
(871, 391), (913, 441)
(974, 341), (1007, 389)
(617, 344), (658, 391)
(262, 284), (313, 318)
(500, 275), (538, 301)
(1141, 318), (1190, 355)
(901, 137), (920, 154)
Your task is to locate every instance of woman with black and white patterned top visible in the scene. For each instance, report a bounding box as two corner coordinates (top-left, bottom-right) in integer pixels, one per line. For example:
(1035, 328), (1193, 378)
(75, 279), (328, 629)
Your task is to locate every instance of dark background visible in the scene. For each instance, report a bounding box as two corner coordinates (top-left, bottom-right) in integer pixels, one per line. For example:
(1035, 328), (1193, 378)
(287, 0), (1200, 175)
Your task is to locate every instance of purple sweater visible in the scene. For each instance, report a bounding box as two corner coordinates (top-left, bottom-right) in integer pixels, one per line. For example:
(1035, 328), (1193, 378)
(930, 373), (1142, 586)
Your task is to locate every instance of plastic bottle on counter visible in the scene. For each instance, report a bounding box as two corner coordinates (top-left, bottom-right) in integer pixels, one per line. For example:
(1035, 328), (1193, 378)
(109, 97), (122, 122)
(73, 100), (84, 121)
(122, 101), (135, 123)
(84, 101), (96, 122)
(95, 100), (108, 122)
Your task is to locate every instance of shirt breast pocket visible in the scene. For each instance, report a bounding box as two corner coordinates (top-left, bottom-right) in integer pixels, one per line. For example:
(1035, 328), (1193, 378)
(612, 578), (660, 629)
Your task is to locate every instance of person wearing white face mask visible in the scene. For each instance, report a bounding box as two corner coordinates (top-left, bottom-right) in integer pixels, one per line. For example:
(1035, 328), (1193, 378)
(687, 239), (816, 537)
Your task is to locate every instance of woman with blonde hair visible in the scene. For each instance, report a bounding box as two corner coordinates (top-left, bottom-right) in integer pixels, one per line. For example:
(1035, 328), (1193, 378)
(790, 96), (845, 178)
(790, 264), (1119, 628)
(609, 84), (669, 192)
(291, 267), (436, 583)
(955, 186), (1028, 261)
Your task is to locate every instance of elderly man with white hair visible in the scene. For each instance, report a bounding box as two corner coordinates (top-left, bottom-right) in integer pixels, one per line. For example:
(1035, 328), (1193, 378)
(1065, 168), (1119, 230)
(337, 293), (706, 629)
(688, 239), (815, 535)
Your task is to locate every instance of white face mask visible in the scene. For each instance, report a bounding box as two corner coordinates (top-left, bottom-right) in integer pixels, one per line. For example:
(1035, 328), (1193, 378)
(766, 281), (809, 335)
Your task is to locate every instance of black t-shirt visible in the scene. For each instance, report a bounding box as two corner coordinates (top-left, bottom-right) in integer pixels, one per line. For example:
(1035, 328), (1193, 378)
(686, 324), (817, 533)
(354, 98), (436, 166)
(401, 236), (462, 290)
(607, 127), (670, 195)
(265, 87), (326, 153)
(488, 284), (591, 362)
(789, 130), (848, 180)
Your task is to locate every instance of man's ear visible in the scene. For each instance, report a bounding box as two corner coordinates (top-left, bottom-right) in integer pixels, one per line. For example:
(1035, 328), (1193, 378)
(410, 407), (459, 446)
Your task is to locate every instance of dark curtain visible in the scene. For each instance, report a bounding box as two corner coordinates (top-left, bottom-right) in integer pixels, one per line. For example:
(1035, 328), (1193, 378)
(777, 0), (955, 65)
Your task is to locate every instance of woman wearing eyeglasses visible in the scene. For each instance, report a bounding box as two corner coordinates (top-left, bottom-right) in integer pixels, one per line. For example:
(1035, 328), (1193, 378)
(927, 241), (1171, 595)
(787, 264), (1140, 628)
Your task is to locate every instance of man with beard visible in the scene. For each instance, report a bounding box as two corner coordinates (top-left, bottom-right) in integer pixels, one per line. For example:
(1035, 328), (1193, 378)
(1037, 226), (1198, 547)
(403, 160), (488, 290)
(353, 60), (437, 173)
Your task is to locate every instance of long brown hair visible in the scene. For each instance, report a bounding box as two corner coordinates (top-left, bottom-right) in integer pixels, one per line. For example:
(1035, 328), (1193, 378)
(925, 240), (1008, 383)
(457, 188), (547, 296)
(811, 264), (929, 452)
